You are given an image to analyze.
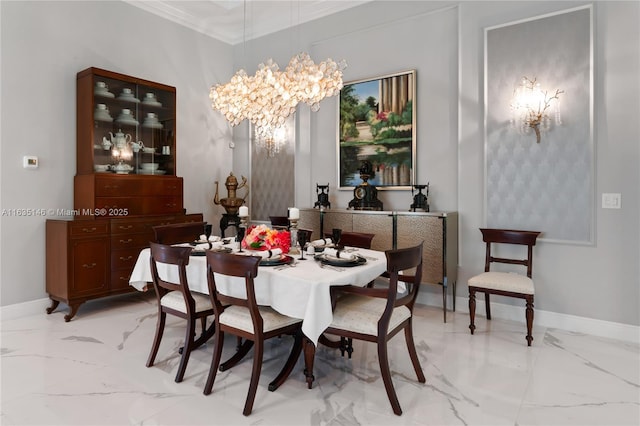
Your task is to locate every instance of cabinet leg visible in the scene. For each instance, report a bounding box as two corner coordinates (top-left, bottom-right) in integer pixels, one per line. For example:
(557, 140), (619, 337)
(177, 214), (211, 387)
(64, 303), (82, 322)
(46, 298), (60, 314)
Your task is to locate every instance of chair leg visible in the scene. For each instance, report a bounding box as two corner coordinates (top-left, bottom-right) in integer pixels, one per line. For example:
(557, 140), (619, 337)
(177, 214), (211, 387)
(377, 338), (402, 415)
(468, 289), (476, 335)
(404, 322), (425, 383)
(268, 331), (303, 391)
(203, 329), (224, 395)
(525, 295), (534, 346)
(243, 339), (263, 416)
(220, 339), (254, 371)
(485, 292), (492, 320)
(175, 318), (196, 383)
(146, 311), (166, 367)
(442, 284), (447, 323)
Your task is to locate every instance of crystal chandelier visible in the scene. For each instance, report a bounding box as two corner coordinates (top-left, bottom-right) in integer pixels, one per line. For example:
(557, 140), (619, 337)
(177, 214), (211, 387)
(510, 76), (563, 143)
(209, 52), (347, 154)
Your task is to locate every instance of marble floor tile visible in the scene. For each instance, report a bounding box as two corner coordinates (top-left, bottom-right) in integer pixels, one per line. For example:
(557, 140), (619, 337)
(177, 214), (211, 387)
(1, 293), (638, 425)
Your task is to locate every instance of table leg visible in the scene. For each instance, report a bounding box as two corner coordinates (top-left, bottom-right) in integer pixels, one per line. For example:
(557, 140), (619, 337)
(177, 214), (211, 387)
(303, 337), (316, 389)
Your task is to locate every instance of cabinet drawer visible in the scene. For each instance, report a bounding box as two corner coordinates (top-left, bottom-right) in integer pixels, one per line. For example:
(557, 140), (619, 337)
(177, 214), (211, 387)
(95, 197), (143, 216)
(69, 221), (110, 237)
(111, 268), (135, 292)
(143, 197), (183, 214)
(95, 176), (182, 197)
(111, 232), (152, 249)
(111, 219), (151, 234)
(95, 176), (144, 196)
(111, 247), (143, 270)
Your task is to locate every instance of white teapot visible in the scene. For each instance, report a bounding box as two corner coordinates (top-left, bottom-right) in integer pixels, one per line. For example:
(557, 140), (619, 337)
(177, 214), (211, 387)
(108, 129), (132, 150)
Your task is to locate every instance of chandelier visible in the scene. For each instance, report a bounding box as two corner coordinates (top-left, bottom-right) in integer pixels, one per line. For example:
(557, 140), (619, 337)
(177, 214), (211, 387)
(209, 52), (347, 155)
(510, 76), (563, 143)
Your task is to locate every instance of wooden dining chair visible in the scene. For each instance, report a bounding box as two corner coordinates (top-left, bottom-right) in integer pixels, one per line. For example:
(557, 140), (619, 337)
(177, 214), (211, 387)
(152, 221), (207, 245)
(147, 242), (215, 382)
(324, 230), (375, 249)
(323, 242), (426, 416)
(203, 252), (303, 416)
(468, 228), (541, 346)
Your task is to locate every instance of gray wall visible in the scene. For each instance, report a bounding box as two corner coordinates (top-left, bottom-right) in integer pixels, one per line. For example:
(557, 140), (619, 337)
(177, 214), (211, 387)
(1, 1), (638, 329)
(0, 0), (234, 305)
(231, 1), (639, 326)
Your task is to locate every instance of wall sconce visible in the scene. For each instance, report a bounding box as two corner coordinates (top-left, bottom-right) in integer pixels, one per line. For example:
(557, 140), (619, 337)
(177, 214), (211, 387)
(510, 76), (563, 143)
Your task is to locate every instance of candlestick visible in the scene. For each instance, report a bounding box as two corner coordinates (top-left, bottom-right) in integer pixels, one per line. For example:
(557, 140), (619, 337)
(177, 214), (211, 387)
(237, 215), (248, 253)
(288, 217), (299, 255)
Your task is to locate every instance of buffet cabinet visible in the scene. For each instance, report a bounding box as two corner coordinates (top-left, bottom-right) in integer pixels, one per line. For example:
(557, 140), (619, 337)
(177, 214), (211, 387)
(46, 213), (203, 321)
(299, 208), (458, 322)
(45, 67), (202, 321)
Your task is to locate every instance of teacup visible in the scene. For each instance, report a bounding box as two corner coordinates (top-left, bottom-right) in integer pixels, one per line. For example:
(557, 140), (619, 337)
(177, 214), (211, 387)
(121, 109), (132, 116)
(131, 141), (143, 152)
(146, 113), (157, 120)
(94, 164), (110, 172)
(96, 103), (107, 110)
(95, 81), (107, 90)
(145, 93), (157, 101)
(122, 88), (132, 95)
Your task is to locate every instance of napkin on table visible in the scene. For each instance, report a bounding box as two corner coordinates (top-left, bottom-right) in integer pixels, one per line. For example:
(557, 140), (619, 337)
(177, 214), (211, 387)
(247, 248), (283, 259)
(323, 248), (357, 260)
(311, 238), (333, 247)
(192, 243), (210, 251)
(199, 234), (221, 242)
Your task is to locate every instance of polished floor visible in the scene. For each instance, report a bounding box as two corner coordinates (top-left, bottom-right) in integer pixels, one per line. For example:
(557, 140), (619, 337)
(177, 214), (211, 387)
(1, 292), (638, 425)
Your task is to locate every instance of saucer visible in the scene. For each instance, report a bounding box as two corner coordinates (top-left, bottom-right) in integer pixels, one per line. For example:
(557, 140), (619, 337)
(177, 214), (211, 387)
(137, 169), (166, 175)
(142, 121), (163, 129)
(94, 112), (113, 122)
(94, 89), (115, 98)
(115, 116), (139, 126)
(141, 100), (162, 107)
(117, 94), (140, 103)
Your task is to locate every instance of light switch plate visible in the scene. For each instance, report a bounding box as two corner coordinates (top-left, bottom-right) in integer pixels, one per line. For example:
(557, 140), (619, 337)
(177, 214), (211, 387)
(23, 155), (39, 169)
(602, 193), (621, 209)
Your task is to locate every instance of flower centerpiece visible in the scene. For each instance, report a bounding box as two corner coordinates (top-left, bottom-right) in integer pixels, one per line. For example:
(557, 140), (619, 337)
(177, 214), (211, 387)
(241, 224), (291, 253)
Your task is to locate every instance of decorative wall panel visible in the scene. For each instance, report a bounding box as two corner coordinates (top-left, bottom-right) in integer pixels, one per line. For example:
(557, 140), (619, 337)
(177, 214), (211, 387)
(485, 6), (593, 243)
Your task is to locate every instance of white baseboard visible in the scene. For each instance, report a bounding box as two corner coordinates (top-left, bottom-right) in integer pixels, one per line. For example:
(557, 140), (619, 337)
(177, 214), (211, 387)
(1, 297), (51, 321)
(416, 292), (639, 345)
(4, 294), (639, 345)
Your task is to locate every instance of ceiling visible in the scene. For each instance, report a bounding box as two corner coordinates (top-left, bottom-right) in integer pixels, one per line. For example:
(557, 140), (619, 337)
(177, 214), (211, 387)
(124, 0), (372, 45)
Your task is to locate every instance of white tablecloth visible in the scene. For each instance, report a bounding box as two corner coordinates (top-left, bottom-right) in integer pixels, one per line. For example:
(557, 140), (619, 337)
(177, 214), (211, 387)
(129, 247), (387, 345)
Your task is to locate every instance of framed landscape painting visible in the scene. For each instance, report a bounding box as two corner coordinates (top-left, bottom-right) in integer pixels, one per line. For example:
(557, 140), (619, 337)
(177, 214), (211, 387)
(337, 70), (416, 190)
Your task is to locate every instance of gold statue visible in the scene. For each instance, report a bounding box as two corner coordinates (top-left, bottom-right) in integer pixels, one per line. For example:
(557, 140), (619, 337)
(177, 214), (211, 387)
(214, 172), (249, 215)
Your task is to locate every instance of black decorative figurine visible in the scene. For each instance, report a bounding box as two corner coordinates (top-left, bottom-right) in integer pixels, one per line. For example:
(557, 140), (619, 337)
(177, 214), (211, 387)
(410, 183), (430, 212)
(348, 160), (383, 211)
(314, 183), (331, 209)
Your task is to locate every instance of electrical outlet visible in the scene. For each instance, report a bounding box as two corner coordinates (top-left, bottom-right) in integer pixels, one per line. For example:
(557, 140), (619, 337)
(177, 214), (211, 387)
(602, 193), (621, 209)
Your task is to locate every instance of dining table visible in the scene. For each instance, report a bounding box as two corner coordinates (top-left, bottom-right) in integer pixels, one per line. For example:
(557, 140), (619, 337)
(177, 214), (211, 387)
(129, 242), (387, 388)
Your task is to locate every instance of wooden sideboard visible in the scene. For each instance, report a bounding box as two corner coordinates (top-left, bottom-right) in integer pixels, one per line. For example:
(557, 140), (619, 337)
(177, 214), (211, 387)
(299, 208), (458, 322)
(46, 213), (203, 321)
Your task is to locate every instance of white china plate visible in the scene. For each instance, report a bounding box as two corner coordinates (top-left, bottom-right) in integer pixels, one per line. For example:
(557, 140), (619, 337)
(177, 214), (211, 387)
(141, 100), (162, 107)
(117, 95), (140, 103)
(115, 117), (139, 125)
(142, 122), (163, 129)
(137, 169), (166, 175)
(95, 90), (115, 98)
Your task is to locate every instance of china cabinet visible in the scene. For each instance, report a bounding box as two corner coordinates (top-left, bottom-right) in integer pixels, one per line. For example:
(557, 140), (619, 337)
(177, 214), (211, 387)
(299, 208), (458, 322)
(46, 67), (202, 321)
